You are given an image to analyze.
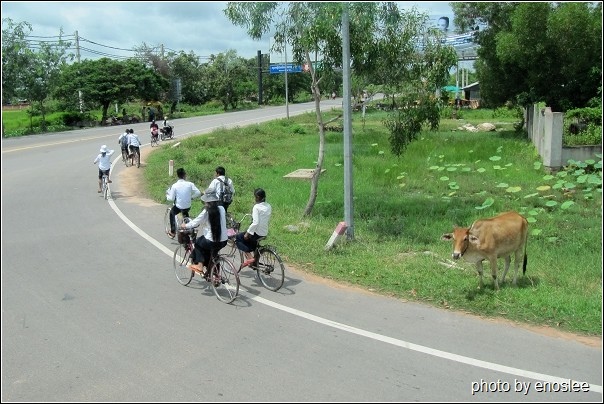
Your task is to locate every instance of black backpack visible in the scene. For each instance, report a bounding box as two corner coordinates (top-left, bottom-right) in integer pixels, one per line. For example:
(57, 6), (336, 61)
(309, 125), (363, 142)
(217, 177), (233, 205)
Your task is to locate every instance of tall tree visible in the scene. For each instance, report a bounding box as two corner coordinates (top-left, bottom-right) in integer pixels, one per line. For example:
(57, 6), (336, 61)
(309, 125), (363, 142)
(452, 2), (602, 111)
(2, 18), (72, 130)
(2, 18), (32, 102)
(54, 58), (167, 124)
(226, 2), (456, 216)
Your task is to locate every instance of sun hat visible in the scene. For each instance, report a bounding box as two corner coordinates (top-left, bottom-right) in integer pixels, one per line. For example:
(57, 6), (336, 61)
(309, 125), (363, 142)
(201, 192), (219, 203)
(100, 145), (108, 153)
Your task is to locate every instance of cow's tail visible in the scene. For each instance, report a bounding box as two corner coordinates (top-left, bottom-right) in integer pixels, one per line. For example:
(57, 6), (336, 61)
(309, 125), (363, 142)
(522, 230), (528, 275)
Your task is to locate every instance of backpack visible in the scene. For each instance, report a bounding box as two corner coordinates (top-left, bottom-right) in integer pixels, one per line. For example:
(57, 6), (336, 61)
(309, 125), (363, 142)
(217, 177), (233, 205)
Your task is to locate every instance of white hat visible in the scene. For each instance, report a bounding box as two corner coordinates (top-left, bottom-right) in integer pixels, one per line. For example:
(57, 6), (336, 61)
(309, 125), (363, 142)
(100, 145), (108, 153)
(201, 192), (219, 203)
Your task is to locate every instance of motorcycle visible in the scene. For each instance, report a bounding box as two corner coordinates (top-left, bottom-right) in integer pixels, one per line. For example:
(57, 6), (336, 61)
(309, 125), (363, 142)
(160, 125), (174, 141)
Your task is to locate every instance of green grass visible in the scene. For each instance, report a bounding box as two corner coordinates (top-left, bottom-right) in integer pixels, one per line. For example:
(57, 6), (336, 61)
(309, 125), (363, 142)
(142, 107), (602, 336)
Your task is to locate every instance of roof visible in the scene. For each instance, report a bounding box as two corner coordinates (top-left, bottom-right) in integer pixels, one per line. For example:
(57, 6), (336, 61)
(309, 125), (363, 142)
(462, 82), (480, 90)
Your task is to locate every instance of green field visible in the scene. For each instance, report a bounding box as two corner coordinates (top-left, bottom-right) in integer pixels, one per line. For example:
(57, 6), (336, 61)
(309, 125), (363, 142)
(140, 107), (602, 336)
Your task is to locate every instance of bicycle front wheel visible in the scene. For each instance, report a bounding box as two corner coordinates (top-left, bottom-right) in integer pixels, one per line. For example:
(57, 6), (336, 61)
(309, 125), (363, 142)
(211, 256), (239, 303)
(164, 207), (175, 239)
(256, 247), (285, 291)
(173, 245), (193, 286)
(102, 177), (109, 200)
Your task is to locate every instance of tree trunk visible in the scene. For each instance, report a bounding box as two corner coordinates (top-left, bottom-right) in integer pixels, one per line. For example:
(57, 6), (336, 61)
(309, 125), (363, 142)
(302, 51), (326, 218)
(101, 103), (110, 126)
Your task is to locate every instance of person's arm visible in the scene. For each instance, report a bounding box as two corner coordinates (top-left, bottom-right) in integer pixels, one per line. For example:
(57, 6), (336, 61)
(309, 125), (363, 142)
(229, 178), (235, 196)
(246, 204), (260, 238)
(93, 155), (99, 164)
(166, 184), (175, 202)
(191, 183), (201, 199)
(108, 150), (115, 156)
(183, 209), (207, 230)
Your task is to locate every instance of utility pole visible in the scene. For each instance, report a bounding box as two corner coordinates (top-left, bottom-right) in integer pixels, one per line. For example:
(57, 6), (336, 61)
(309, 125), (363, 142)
(342, 3), (354, 240)
(75, 30), (83, 113)
(284, 27), (289, 119)
(257, 50), (263, 105)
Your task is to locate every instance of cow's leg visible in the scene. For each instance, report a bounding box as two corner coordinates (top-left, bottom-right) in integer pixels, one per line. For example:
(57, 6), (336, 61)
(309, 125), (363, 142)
(488, 256), (500, 290)
(512, 249), (522, 285)
(476, 261), (484, 289)
(500, 255), (511, 284)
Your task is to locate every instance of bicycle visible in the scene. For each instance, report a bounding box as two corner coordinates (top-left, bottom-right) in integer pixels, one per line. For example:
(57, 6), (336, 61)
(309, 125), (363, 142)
(224, 213), (285, 292)
(164, 205), (191, 240)
(173, 226), (240, 304)
(121, 148), (130, 166)
(101, 173), (110, 200)
(150, 130), (159, 147)
(129, 147), (140, 168)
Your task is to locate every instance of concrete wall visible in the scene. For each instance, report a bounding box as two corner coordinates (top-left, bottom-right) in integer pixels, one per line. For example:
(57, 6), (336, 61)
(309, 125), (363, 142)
(526, 105), (602, 171)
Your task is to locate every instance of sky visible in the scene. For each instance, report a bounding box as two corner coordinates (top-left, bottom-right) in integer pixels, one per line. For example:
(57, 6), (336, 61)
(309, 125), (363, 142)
(2, 1), (455, 62)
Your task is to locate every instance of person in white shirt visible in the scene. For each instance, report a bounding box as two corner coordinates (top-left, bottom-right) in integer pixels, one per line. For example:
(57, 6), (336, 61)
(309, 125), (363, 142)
(126, 128), (141, 157)
(166, 167), (201, 237)
(206, 166), (235, 212)
(235, 188), (272, 267)
(93, 145), (114, 193)
(180, 192), (228, 274)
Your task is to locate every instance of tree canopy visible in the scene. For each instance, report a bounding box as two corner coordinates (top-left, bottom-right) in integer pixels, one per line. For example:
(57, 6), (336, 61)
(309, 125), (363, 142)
(452, 2), (602, 111)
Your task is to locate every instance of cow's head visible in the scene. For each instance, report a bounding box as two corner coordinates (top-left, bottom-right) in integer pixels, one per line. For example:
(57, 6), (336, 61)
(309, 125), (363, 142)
(441, 227), (473, 259)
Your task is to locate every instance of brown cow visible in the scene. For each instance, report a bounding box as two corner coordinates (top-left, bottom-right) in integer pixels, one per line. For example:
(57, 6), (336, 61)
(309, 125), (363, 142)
(441, 211), (528, 290)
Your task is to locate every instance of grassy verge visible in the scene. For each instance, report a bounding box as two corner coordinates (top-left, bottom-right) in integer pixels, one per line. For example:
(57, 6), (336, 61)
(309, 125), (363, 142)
(143, 108), (602, 336)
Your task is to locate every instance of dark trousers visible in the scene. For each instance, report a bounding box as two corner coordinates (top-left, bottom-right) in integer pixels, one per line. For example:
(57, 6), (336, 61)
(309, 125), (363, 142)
(235, 232), (261, 253)
(170, 206), (190, 233)
(192, 236), (227, 267)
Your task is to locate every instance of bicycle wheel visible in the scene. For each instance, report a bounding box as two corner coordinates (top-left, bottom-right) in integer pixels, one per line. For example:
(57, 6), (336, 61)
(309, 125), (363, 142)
(255, 247), (285, 291)
(151, 135), (158, 147)
(210, 255), (239, 303)
(102, 176), (109, 200)
(164, 207), (175, 239)
(173, 244), (193, 286)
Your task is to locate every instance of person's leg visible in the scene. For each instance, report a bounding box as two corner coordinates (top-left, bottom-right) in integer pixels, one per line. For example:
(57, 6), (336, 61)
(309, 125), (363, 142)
(169, 205), (181, 235)
(106, 169), (112, 183)
(98, 169), (103, 192)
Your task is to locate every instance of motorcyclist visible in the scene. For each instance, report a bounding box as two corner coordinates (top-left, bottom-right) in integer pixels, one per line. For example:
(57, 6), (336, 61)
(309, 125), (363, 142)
(161, 115), (173, 138)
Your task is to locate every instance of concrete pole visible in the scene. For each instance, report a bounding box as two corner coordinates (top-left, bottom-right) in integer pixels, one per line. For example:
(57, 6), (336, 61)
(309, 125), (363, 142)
(342, 3), (354, 240)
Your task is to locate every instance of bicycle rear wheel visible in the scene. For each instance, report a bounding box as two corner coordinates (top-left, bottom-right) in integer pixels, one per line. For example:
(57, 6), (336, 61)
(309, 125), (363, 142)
(173, 244), (193, 286)
(256, 247), (285, 291)
(164, 207), (175, 239)
(122, 149), (129, 166)
(210, 256), (239, 303)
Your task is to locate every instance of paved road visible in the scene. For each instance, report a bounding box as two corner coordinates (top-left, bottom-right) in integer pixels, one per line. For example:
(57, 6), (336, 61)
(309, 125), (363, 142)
(2, 101), (602, 401)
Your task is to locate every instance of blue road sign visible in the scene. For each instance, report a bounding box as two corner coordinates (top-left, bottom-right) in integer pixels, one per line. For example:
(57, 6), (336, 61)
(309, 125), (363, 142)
(269, 64), (302, 74)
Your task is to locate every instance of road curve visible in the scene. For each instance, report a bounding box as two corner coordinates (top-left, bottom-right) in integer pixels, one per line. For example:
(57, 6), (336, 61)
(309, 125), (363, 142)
(2, 100), (601, 401)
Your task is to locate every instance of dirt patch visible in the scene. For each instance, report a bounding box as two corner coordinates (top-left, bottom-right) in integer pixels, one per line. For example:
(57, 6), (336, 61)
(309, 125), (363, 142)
(118, 149), (602, 349)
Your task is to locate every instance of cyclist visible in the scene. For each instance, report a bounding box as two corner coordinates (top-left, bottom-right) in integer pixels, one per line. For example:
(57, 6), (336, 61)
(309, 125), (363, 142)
(126, 128), (141, 159)
(180, 192), (228, 274)
(166, 167), (201, 237)
(206, 166), (235, 212)
(93, 145), (114, 193)
(118, 129), (130, 161)
(235, 188), (272, 267)
(150, 119), (159, 139)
